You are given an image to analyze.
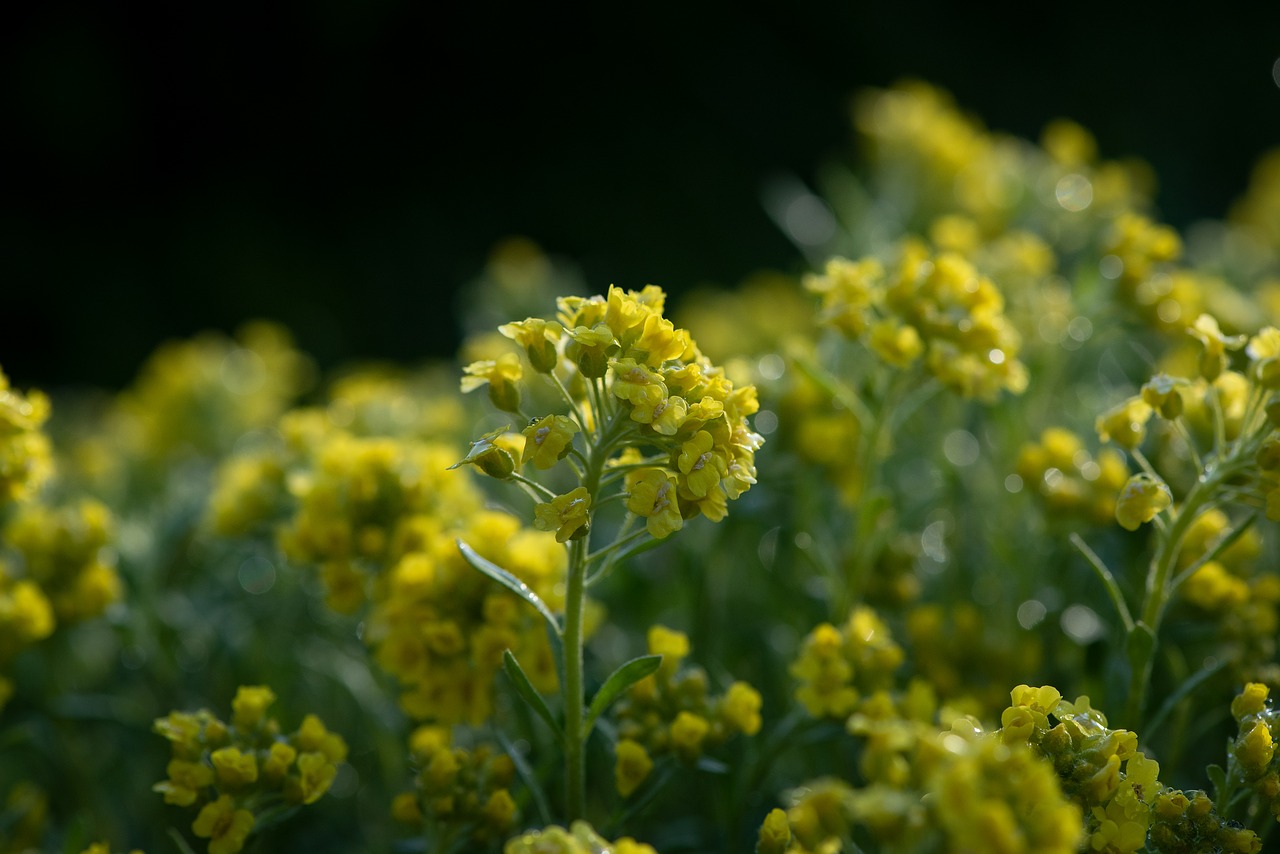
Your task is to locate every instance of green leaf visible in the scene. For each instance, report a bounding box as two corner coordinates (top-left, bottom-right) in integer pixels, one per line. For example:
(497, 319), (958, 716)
(582, 654), (662, 740)
(502, 650), (562, 745)
(457, 539), (560, 636)
(1070, 533), (1134, 633)
(494, 708), (554, 826)
(1145, 656), (1228, 738)
(1207, 763), (1228, 804)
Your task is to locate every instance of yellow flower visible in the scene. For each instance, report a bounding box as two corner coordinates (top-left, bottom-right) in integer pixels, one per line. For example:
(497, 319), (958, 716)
(614, 739), (653, 797)
(451, 427), (517, 479)
(669, 711), (710, 762)
(295, 714), (348, 763)
(647, 624), (690, 674)
(191, 795), (255, 854)
(1095, 397), (1153, 449)
(611, 358), (668, 409)
(867, 318), (923, 367)
(521, 415), (578, 470)
(153, 758), (214, 806)
(211, 747), (259, 788)
(1233, 683), (1270, 719)
(756, 808), (792, 854)
(721, 682), (763, 735)
(291, 751), (338, 805)
(677, 431), (727, 499)
(566, 323), (617, 378)
(460, 353), (523, 412)
(262, 741), (297, 781)
(1237, 720), (1275, 777)
(1115, 473), (1172, 531)
(533, 487), (592, 543)
(625, 469), (684, 539)
(1140, 373), (1186, 419)
(499, 317), (563, 372)
(1190, 314), (1246, 380)
(230, 685), (276, 731)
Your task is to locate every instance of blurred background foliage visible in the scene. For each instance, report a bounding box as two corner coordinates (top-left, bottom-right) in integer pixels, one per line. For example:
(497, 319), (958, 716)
(6, 1), (1280, 390)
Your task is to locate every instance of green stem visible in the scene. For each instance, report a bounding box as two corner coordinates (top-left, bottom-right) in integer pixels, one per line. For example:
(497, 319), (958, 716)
(562, 536), (588, 821)
(560, 404), (623, 822)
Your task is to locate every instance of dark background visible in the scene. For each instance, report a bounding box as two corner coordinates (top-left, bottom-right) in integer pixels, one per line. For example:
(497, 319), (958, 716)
(7, 2), (1280, 390)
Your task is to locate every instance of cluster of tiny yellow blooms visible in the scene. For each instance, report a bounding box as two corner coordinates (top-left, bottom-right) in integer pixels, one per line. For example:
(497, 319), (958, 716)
(1000, 684), (1260, 853)
(390, 725), (517, 847)
(905, 602), (1040, 715)
(1230, 682), (1280, 820)
(853, 82), (1151, 233)
(0, 499), (121, 710)
(78, 844), (144, 854)
(1101, 212), (1214, 333)
(759, 688), (1083, 854)
(3, 499), (120, 624)
(459, 285), (762, 538)
(850, 82), (1267, 345)
(152, 685), (347, 854)
(612, 625), (763, 798)
(1171, 510), (1280, 676)
(789, 607), (904, 721)
(0, 368), (53, 507)
(210, 405), (572, 726)
(774, 368), (864, 505)
(805, 239), (1028, 402)
(110, 322), (313, 464)
(1016, 428), (1129, 526)
(1095, 316), (1280, 533)
(503, 820), (657, 854)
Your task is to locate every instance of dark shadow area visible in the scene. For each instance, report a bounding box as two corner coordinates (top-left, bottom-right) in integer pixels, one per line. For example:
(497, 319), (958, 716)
(6, 1), (1280, 388)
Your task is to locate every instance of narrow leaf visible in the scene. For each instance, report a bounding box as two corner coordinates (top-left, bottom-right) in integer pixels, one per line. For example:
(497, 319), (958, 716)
(1206, 763), (1227, 804)
(582, 654), (662, 739)
(457, 539), (560, 636)
(494, 720), (553, 826)
(1070, 533), (1134, 633)
(1171, 512), (1258, 593)
(1145, 656), (1228, 738)
(502, 650), (562, 745)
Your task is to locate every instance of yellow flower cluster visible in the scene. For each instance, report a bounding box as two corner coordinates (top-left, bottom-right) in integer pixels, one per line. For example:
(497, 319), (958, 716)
(1230, 682), (1280, 819)
(367, 508), (571, 723)
(806, 240), (1028, 401)
(1102, 212), (1206, 332)
(503, 820), (657, 854)
(3, 499), (120, 623)
(0, 499), (119, 711)
(1094, 316), (1280, 534)
(111, 322), (312, 464)
(0, 368), (53, 507)
(1175, 511), (1280, 670)
(905, 602), (1038, 714)
(789, 607), (904, 720)
(854, 82), (1150, 233)
(461, 284), (763, 533)
(999, 684), (1259, 853)
(765, 700), (1083, 854)
(152, 685), (347, 854)
(1016, 427), (1129, 525)
(390, 725), (517, 847)
(612, 625), (762, 798)
(216, 409), (571, 725)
